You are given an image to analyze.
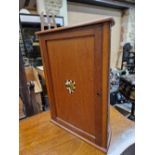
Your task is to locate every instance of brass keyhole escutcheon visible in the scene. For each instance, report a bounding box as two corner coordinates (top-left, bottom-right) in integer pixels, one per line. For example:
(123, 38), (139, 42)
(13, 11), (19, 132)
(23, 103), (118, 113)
(65, 80), (76, 94)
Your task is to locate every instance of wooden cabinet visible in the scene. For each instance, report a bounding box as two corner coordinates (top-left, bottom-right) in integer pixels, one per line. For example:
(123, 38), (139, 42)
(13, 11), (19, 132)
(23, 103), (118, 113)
(36, 18), (114, 153)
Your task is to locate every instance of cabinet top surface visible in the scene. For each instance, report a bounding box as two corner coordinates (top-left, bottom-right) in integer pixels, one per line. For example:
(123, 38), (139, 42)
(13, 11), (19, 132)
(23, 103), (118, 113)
(36, 18), (114, 36)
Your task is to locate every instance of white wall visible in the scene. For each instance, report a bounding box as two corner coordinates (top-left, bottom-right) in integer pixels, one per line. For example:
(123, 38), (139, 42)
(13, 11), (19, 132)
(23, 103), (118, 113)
(121, 7), (135, 47)
(67, 2), (122, 68)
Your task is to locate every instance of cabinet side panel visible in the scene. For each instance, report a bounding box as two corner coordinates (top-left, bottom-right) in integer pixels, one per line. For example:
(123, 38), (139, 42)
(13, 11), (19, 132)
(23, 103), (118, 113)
(101, 23), (111, 148)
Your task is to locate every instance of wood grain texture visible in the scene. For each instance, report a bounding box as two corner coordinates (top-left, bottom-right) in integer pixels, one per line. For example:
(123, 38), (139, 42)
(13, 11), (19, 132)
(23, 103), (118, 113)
(47, 36), (96, 137)
(19, 107), (135, 155)
(39, 39), (57, 119)
(19, 111), (106, 155)
(101, 23), (111, 148)
(37, 18), (114, 152)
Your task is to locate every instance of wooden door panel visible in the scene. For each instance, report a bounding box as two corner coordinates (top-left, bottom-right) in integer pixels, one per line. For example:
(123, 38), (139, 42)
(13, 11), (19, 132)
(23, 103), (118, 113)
(46, 36), (96, 136)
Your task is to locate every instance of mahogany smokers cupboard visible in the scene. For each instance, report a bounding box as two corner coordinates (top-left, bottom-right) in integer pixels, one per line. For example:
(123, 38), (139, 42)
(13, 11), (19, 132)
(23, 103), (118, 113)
(36, 18), (114, 153)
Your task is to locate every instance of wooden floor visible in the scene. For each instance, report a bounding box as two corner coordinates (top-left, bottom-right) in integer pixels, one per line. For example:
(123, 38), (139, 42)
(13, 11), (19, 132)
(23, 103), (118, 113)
(20, 112), (106, 155)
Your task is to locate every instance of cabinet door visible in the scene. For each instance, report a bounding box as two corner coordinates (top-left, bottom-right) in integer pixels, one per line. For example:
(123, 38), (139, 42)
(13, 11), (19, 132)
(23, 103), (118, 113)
(46, 34), (100, 141)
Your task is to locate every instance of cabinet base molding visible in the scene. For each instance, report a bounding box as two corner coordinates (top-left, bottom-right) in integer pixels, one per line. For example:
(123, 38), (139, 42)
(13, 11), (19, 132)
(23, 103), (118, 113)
(51, 119), (108, 153)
